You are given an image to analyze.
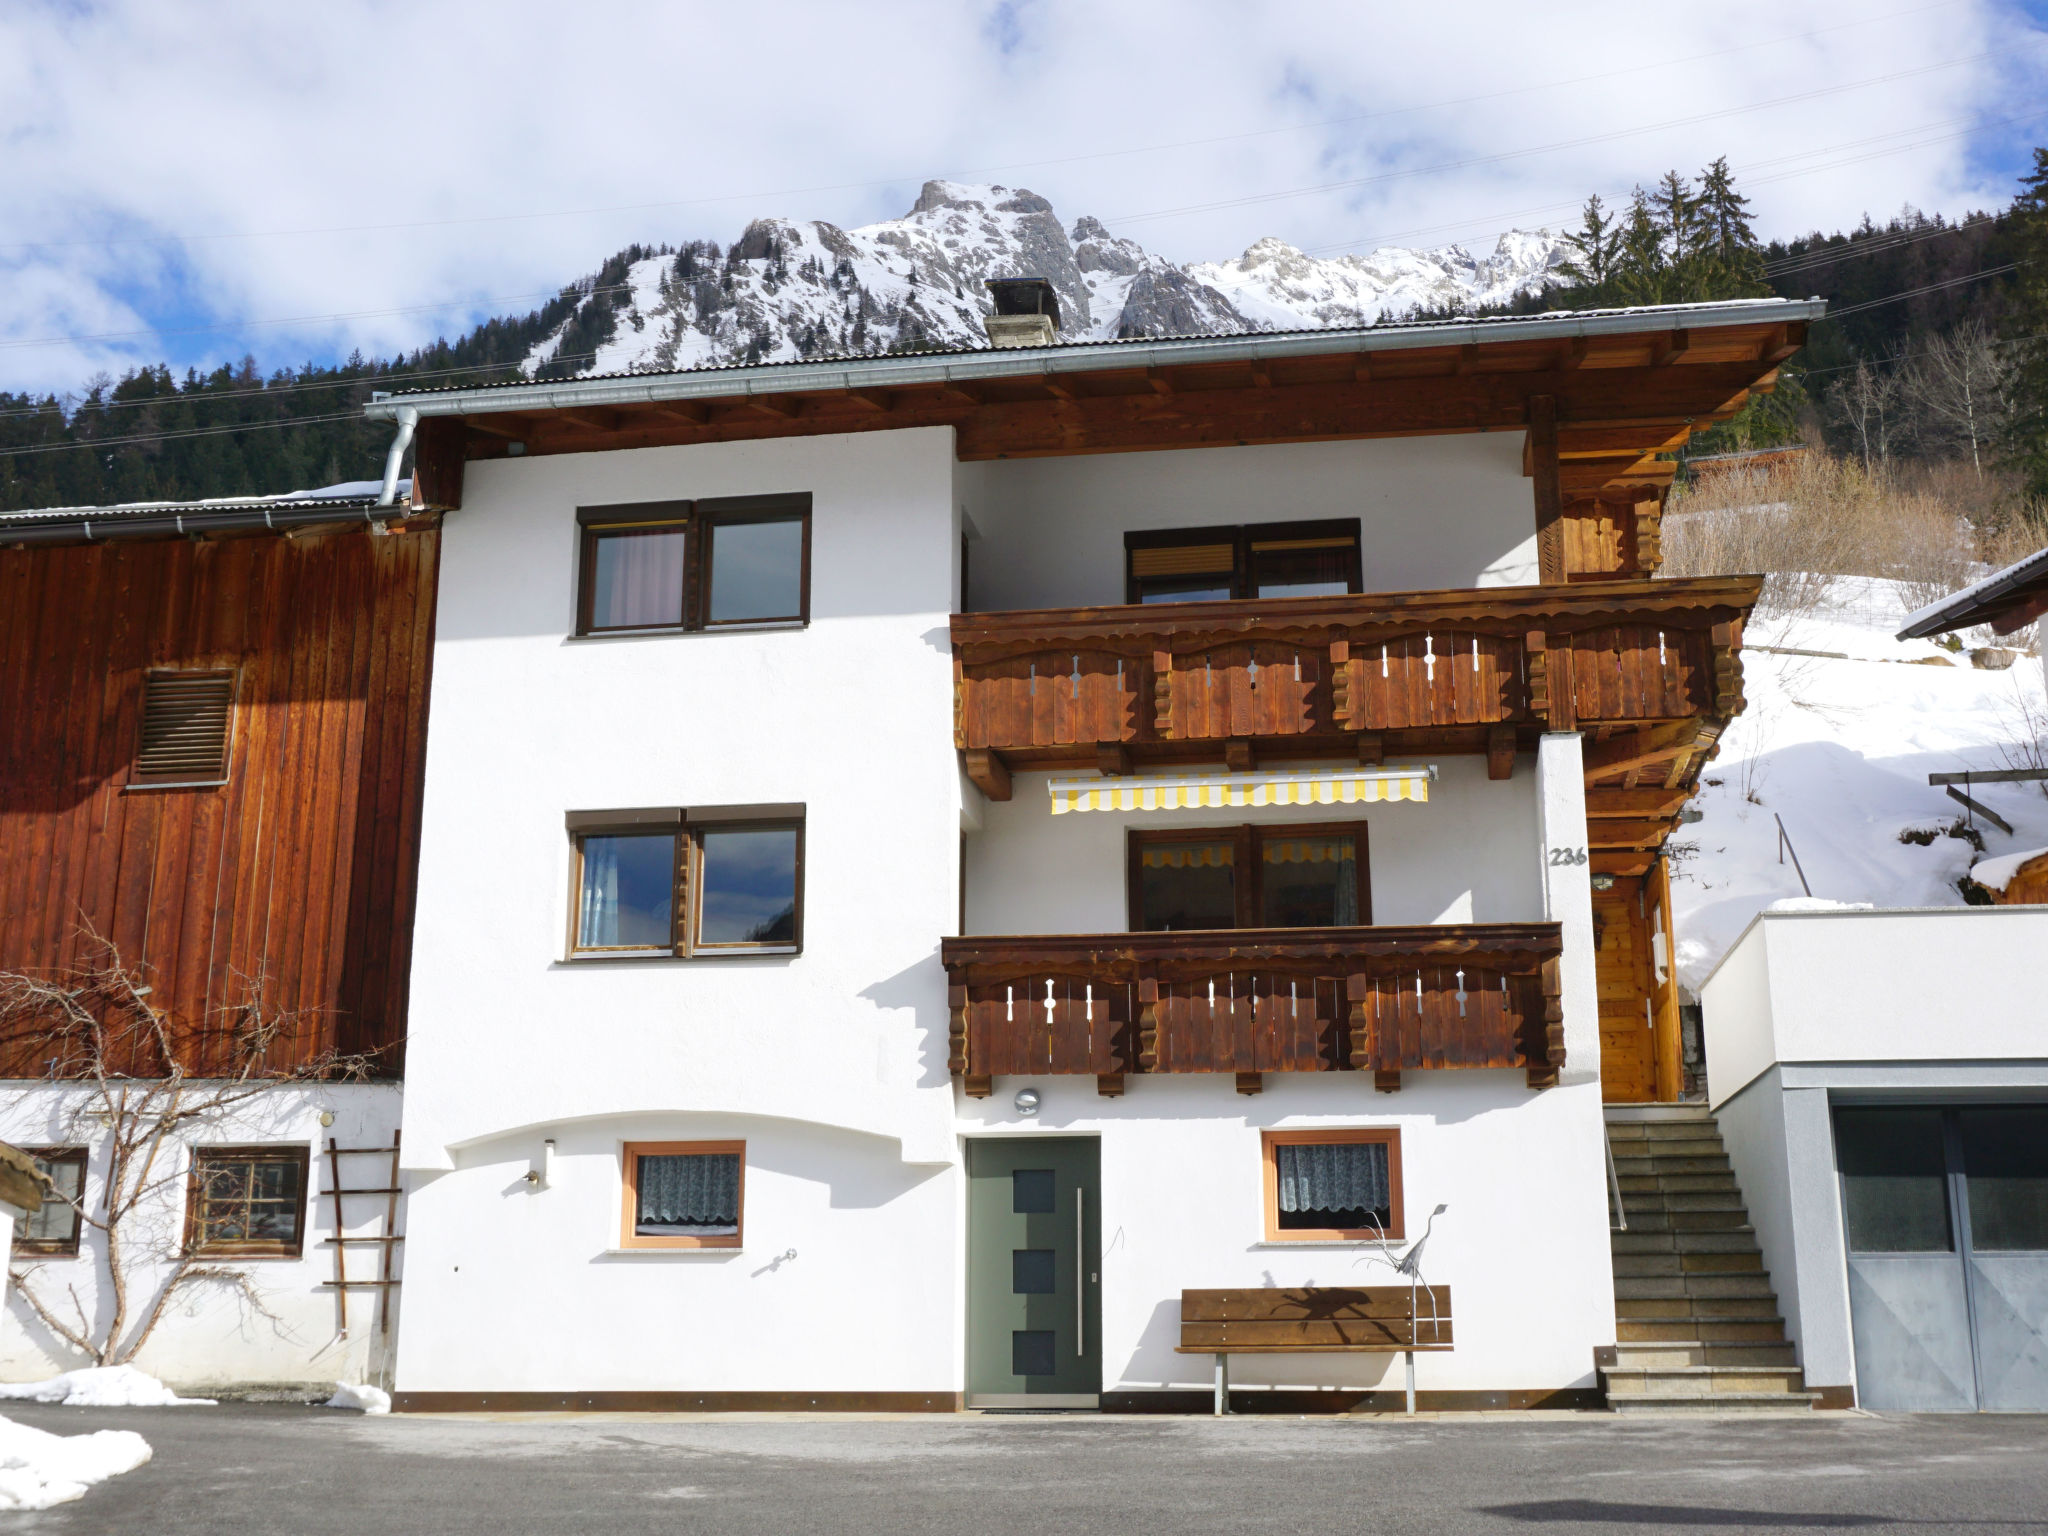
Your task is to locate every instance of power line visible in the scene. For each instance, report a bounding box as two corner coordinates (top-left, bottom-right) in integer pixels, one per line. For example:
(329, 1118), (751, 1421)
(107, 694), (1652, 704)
(1821, 261), (2022, 318)
(0, 1), (1963, 257)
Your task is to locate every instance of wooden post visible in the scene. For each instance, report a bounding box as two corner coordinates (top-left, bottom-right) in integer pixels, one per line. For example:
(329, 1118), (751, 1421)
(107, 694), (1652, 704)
(1529, 395), (1564, 584)
(1649, 858), (1684, 1102)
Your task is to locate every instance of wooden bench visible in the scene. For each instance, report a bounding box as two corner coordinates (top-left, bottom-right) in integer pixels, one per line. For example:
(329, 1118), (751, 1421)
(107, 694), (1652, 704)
(1177, 1286), (1453, 1415)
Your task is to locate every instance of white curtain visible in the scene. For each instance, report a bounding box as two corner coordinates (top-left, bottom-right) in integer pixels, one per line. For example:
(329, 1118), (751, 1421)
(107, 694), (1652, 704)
(638, 1153), (741, 1230)
(578, 837), (622, 947)
(1277, 1141), (1387, 1217)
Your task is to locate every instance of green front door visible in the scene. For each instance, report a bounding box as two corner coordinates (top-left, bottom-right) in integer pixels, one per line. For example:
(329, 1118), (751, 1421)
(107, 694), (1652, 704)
(966, 1137), (1101, 1406)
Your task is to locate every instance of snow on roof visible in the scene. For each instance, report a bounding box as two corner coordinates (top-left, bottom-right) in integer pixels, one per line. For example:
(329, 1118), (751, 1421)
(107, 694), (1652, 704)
(0, 480), (406, 525)
(1897, 544), (2048, 638)
(1970, 846), (2048, 892)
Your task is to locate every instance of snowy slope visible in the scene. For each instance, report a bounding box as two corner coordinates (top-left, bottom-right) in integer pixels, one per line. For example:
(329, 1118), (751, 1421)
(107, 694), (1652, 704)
(525, 181), (1570, 377)
(1670, 577), (2048, 993)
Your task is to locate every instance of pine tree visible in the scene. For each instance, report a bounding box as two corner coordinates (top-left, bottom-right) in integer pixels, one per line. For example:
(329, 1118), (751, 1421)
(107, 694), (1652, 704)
(1611, 188), (1670, 306)
(2004, 146), (2048, 497)
(1654, 170), (1700, 268)
(1556, 194), (1620, 290)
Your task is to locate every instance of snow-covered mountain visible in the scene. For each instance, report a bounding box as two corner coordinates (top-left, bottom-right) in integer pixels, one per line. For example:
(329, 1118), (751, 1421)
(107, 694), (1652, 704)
(525, 180), (1572, 378)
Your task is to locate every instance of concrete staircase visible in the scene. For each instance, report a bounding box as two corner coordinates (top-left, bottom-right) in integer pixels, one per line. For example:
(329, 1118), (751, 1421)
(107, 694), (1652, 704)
(1601, 1105), (1821, 1414)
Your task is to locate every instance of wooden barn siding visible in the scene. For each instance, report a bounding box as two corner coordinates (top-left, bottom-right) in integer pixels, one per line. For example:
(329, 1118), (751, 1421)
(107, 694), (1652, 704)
(0, 529), (438, 1077)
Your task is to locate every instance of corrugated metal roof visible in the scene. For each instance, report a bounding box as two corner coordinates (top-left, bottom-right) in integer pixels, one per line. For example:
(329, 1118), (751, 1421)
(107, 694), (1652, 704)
(1896, 543), (2048, 638)
(0, 493), (382, 524)
(365, 297), (1824, 420)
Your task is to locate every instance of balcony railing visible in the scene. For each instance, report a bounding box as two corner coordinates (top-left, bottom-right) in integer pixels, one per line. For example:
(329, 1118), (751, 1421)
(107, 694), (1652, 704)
(941, 923), (1563, 1097)
(952, 577), (1758, 770)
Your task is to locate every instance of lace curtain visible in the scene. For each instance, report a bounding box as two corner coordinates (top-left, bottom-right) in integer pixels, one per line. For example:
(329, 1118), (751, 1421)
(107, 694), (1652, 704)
(1276, 1140), (1388, 1217)
(637, 1152), (741, 1230)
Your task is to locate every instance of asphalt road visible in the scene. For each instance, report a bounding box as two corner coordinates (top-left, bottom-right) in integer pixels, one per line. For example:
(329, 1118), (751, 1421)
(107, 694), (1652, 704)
(6, 1404), (2047, 1535)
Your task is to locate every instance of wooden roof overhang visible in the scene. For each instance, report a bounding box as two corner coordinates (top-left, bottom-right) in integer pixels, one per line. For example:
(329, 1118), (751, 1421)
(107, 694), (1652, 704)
(370, 301), (1820, 511)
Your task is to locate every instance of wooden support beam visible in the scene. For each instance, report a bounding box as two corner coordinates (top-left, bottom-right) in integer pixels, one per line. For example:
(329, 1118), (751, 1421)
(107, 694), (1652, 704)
(964, 749), (1012, 802)
(1096, 743), (1133, 777)
(1145, 367), (1174, 396)
(557, 408), (618, 432)
(1759, 321), (1806, 365)
(1375, 1070), (1402, 1094)
(963, 1075), (993, 1099)
(1529, 395), (1564, 584)
(1557, 337), (1589, 370)
(1586, 787), (1692, 820)
(1042, 377), (1078, 402)
(744, 395), (801, 419)
(844, 390), (891, 413)
(1587, 819), (1671, 850)
(1651, 329), (1692, 367)
(1235, 1072), (1264, 1097)
(1486, 724), (1516, 781)
(1225, 738), (1256, 773)
(1356, 732), (1384, 767)
(651, 402), (710, 426)
(1581, 724), (1696, 782)
(1096, 1073), (1126, 1098)
(464, 417), (526, 439)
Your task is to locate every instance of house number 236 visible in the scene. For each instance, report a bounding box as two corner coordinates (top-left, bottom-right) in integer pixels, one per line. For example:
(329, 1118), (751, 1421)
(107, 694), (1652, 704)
(1548, 847), (1588, 867)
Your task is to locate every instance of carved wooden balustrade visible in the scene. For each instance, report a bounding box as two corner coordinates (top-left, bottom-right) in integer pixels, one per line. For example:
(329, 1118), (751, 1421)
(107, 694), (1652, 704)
(952, 576), (1760, 782)
(941, 923), (1564, 1098)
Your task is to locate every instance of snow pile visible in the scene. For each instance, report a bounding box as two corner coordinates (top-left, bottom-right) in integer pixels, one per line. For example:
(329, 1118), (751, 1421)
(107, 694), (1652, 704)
(1970, 845), (2048, 892)
(321, 1382), (390, 1415)
(517, 180), (1572, 378)
(0, 1415), (151, 1510)
(0, 1366), (214, 1408)
(1671, 576), (2048, 991)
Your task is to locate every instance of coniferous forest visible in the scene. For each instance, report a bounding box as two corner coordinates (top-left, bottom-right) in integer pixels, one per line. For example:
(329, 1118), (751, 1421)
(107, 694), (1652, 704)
(3, 154), (2046, 513)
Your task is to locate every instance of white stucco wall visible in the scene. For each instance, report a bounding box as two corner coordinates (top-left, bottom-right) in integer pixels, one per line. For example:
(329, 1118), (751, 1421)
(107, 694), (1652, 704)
(959, 1073), (1614, 1396)
(0, 1083), (401, 1390)
(959, 434), (1540, 612)
(966, 755), (1542, 935)
(1702, 908), (2048, 1105)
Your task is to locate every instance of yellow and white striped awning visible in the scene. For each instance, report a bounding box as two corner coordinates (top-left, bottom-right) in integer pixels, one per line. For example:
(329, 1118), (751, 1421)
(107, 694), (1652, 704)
(1048, 764), (1435, 815)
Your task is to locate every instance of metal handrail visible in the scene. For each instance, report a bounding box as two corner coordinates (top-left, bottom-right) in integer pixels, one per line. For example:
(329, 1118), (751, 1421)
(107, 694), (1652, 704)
(1604, 1122), (1629, 1232)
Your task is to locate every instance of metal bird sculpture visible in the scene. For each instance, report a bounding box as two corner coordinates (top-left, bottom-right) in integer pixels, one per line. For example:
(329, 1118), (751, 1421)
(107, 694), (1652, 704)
(1395, 1203), (1448, 1279)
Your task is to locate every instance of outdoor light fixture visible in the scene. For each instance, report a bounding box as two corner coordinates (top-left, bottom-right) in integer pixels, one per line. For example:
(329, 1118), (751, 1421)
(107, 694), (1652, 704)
(318, 1110), (335, 1127)
(1013, 1087), (1041, 1117)
(1590, 873), (1616, 891)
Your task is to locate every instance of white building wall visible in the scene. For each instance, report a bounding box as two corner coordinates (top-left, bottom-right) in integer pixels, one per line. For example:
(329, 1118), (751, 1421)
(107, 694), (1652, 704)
(959, 1073), (1613, 1397)
(0, 1083), (401, 1391)
(959, 434), (1540, 613)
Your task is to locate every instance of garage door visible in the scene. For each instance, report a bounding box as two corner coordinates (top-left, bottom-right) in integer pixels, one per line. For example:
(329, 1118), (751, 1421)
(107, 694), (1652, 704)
(1837, 1105), (2048, 1411)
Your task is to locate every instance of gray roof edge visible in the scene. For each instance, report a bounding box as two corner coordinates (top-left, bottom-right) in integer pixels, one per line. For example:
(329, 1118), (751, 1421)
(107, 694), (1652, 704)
(363, 298), (1826, 421)
(1895, 543), (2048, 638)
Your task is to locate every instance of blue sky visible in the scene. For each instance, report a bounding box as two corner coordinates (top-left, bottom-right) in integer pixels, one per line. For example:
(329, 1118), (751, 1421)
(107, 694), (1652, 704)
(2, 0), (2045, 397)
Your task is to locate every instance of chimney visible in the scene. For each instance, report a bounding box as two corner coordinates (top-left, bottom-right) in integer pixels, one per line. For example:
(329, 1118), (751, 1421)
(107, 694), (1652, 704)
(983, 277), (1061, 348)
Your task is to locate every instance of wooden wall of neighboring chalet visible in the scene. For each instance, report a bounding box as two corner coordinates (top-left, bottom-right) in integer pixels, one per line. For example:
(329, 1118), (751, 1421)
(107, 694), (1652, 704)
(0, 528), (438, 1078)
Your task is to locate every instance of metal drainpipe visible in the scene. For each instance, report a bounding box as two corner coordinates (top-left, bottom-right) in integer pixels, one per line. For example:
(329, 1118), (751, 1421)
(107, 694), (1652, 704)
(376, 406), (420, 508)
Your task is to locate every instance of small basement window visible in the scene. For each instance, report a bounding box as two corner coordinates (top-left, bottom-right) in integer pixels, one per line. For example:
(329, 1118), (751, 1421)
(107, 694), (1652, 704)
(133, 669), (236, 783)
(622, 1141), (744, 1249)
(1263, 1129), (1403, 1242)
(576, 494), (810, 635)
(568, 809), (803, 957)
(16, 1148), (87, 1257)
(185, 1146), (310, 1259)
(1125, 519), (1360, 605)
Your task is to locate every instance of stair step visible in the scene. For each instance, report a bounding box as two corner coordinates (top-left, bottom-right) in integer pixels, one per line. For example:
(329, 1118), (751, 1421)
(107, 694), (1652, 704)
(1613, 1154), (1732, 1177)
(1610, 1252), (1764, 1278)
(1611, 1229), (1759, 1255)
(1602, 1365), (1808, 1396)
(1619, 1209), (1755, 1234)
(1623, 1191), (1749, 1213)
(1604, 1105), (1714, 1123)
(1618, 1317), (1789, 1345)
(1617, 1173), (1742, 1195)
(1612, 1341), (1798, 1369)
(1615, 1274), (1775, 1300)
(1607, 1391), (1820, 1416)
(1613, 1137), (1728, 1159)
(1617, 1295), (1781, 1321)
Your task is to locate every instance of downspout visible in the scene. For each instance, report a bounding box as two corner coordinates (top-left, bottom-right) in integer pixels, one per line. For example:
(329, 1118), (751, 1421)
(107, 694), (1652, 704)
(376, 406), (420, 508)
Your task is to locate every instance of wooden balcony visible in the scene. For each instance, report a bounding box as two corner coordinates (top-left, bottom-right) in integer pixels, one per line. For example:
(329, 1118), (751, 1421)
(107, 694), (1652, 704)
(941, 923), (1563, 1097)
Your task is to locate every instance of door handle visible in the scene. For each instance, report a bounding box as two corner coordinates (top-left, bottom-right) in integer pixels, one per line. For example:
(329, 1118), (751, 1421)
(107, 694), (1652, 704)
(1076, 1188), (1085, 1357)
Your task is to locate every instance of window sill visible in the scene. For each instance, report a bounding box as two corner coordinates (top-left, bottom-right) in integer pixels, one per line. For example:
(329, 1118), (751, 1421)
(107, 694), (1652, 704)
(598, 1246), (745, 1258)
(556, 948), (800, 965)
(1250, 1239), (1401, 1249)
(564, 622), (806, 643)
(563, 948), (676, 962)
(123, 779), (228, 793)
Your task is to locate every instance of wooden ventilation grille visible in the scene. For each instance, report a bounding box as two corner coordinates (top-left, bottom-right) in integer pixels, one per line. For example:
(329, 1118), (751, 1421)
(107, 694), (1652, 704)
(135, 670), (235, 781)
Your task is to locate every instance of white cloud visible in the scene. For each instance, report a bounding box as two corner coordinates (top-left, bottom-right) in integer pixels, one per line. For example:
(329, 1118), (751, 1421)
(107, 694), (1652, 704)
(0, 0), (2041, 393)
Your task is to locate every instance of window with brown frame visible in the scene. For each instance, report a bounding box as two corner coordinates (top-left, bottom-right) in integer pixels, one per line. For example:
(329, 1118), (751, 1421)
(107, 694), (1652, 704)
(184, 1146), (310, 1259)
(16, 1147), (87, 1257)
(620, 1141), (744, 1249)
(576, 494), (811, 635)
(132, 669), (237, 784)
(1124, 519), (1361, 605)
(1262, 1128), (1403, 1242)
(1127, 822), (1369, 932)
(568, 808), (803, 958)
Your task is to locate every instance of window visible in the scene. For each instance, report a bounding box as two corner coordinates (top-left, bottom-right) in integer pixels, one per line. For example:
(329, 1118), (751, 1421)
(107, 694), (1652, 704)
(1263, 1129), (1403, 1242)
(1125, 520), (1360, 605)
(1836, 1108), (1954, 1253)
(1958, 1106), (2048, 1252)
(621, 1141), (744, 1249)
(1128, 823), (1368, 932)
(133, 669), (236, 783)
(568, 808), (803, 957)
(16, 1148), (87, 1257)
(576, 494), (810, 635)
(184, 1146), (310, 1258)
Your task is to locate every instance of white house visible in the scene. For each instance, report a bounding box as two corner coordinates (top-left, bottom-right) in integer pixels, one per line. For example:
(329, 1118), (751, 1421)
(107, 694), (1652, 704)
(1700, 905), (2048, 1411)
(369, 294), (1816, 1411)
